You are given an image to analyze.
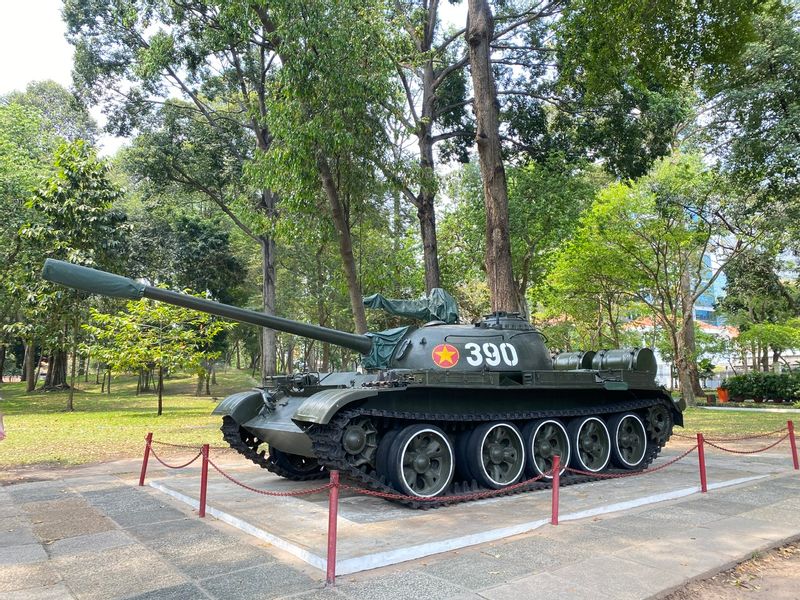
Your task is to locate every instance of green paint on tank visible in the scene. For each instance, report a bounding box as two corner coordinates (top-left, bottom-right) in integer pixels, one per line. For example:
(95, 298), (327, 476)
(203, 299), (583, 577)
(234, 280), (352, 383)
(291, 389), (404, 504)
(42, 259), (684, 505)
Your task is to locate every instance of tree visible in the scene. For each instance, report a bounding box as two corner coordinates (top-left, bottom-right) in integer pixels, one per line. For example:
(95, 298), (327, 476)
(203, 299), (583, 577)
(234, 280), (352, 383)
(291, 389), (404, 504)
(17, 140), (126, 408)
(254, 0), (396, 334)
(65, 0), (285, 380)
(459, 0), (761, 311)
(84, 296), (232, 415)
(700, 3), (800, 218)
(547, 154), (762, 404)
(440, 158), (603, 317)
(466, 0), (517, 312)
(4, 80), (98, 143)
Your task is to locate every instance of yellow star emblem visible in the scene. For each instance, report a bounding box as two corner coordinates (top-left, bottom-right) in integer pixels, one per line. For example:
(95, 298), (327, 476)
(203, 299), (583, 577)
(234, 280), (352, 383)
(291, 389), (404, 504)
(432, 344), (459, 368)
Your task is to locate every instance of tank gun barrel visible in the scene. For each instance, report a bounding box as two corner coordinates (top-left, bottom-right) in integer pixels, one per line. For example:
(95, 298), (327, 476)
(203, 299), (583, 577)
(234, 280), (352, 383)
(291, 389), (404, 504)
(41, 259), (374, 355)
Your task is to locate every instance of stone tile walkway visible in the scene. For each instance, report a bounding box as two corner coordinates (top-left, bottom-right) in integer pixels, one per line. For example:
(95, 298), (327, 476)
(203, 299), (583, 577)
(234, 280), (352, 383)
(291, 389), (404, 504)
(1, 447), (799, 600)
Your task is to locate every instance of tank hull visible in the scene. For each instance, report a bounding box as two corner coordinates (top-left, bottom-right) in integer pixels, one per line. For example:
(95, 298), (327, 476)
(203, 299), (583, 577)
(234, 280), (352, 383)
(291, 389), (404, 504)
(215, 368), (682, 506)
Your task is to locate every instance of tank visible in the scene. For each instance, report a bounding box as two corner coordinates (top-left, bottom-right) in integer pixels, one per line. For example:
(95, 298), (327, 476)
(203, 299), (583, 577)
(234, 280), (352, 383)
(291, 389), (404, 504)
(43, 259), (685, 506)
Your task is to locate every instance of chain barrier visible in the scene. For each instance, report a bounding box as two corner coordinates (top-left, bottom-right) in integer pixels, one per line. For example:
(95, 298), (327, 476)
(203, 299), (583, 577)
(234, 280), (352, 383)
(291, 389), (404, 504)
(149, 438), (232, 451)
(704, 434), (790, 455)
(148, 444), (203, 469)
(566, 444), (699, 479)
(207, 457), (334, 497)
(340, 471), (549, 503)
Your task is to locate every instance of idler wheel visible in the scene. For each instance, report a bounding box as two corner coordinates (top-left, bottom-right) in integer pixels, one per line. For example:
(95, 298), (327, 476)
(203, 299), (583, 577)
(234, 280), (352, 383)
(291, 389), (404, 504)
(466, 422), (525, 489)
(387, 424), (454, 498)
(522, 419), (570, 479)
(608, 412), (648, 469)
(567, 417), (611, 473)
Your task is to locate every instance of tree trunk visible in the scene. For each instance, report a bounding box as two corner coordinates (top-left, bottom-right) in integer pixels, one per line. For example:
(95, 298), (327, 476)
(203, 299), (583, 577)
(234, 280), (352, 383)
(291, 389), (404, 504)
(106, 369), (112, 395)
(235, 341), (241, 369)
(157, 365), (164, 416)
(24, 340), (35, 392)
(196, 372), (204, 396)
(672, 326), (697, 406)
(0, 344), (5, 383)
(260, 232), (277, 383)
(317, 154), (368, 333)
(66, 339), (77, 412)
(45, 349), (68, 389)
(680, 271), (704, 396)
(466, 0), (517, 313)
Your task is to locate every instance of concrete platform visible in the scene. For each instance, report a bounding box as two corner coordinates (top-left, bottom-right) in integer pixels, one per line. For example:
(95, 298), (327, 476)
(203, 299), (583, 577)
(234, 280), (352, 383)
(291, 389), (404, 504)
(147, 442), (797, 575)
(3, 440), (800, 600)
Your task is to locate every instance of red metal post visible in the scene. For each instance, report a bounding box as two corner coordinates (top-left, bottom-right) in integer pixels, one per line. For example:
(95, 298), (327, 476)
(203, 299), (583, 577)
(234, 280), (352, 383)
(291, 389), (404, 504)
(199, 444), (209, 518)
(326, 470), (340, 586)
(551, 455), (560, 526)
(697, 433), (707, 493)
(789, 421), (799, 471)
(139, 432), (153, 486)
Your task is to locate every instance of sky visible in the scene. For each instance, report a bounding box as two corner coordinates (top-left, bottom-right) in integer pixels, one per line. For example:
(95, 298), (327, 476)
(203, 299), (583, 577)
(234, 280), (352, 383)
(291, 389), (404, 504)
(0, 0), (467, 157)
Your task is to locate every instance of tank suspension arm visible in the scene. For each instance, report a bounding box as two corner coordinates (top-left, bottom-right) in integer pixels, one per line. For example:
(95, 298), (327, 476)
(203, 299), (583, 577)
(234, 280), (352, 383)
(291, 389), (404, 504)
(42, 259), (374, 355)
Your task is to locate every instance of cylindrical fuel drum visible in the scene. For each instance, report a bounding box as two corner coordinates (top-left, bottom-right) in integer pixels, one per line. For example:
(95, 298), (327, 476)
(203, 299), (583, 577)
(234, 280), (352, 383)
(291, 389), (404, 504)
(552, 351), (596, 371)
(591, 348), (657, 375)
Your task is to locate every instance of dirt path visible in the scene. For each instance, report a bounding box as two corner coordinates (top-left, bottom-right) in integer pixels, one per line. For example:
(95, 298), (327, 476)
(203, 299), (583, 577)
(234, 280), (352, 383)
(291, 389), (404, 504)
(663, 541), (800, 599)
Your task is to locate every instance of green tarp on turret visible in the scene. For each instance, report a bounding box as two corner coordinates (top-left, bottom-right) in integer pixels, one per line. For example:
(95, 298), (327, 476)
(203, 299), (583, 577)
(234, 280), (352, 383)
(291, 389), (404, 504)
(363, 288), (459, 324)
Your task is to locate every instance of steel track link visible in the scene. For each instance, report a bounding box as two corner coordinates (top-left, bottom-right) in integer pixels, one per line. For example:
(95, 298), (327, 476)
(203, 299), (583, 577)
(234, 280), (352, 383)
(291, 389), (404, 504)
(220, 416), (328, 481)
(306, 397), (675, 509)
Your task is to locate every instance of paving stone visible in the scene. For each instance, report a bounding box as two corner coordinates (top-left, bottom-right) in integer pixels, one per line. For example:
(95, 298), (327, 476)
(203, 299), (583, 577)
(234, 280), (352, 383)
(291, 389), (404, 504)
(121, 582), (207, 600)
(333, 570), (466, 600)
(713, 484), (790, 506)
(110, 507), (188, 528)
(484, 534), (584, 573)
(170, 543), (275, 580)
(0, 544), (47, 565)
(0, 517), (37, 546)
(53, 544), (186, 600)
(0, 495), (22, 519)
(419, 548), (536, 591)
(0, 562), (61, 593)
(481, 571), (607, 600)
(23, 497), (116, 543)
(276, 589), (347, 600)
(0, 582), (75, 599)
(549, 555), (682, 600)
(126, 518), (240, 557)
(82, 488), (178, 515)
(200, 563), (318, 600)
(5, 482), (71, 504)
(677, 496), (756, 517)
(46, 529), (136, 558)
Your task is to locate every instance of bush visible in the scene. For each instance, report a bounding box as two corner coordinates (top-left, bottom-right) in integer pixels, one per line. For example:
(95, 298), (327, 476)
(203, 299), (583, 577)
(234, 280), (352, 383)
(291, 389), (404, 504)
(722, 372), (800, 402)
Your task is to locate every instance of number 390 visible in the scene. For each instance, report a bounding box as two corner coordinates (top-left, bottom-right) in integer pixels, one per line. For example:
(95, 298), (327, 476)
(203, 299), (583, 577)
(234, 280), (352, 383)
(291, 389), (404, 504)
(464, 342), (519, 367)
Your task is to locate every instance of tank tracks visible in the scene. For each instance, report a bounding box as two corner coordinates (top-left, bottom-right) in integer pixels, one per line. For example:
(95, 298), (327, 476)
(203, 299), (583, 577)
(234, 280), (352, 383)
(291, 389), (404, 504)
(305, 396), (675, 509)
(221, 417), (327, 481)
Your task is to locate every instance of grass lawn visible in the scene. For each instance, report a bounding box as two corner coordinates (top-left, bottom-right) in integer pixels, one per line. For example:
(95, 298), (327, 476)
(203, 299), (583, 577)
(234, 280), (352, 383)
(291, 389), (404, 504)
(1, 372), (796, 472)
(0, 367), (258, 470)
(679, 406), (798, 438)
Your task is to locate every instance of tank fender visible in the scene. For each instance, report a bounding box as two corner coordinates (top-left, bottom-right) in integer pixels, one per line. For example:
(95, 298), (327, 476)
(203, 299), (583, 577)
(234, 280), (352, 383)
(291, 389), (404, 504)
(211, 389), (266, 425)
(293, 388), (378, 426)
